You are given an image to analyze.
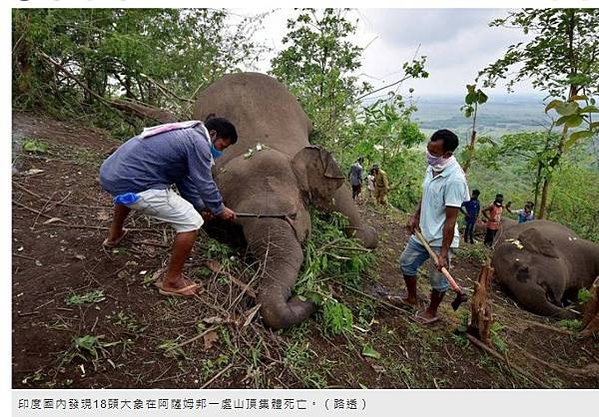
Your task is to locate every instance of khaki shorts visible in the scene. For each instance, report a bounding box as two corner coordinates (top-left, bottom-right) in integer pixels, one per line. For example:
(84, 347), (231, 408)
(125, 188), (203, 233)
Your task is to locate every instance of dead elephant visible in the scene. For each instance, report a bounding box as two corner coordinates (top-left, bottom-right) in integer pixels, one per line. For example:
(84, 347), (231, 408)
(491, 220), (599, 318)
(194, 72), (378, 329)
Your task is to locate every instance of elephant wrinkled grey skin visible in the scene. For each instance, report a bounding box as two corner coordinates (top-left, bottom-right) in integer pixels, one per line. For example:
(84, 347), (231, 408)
(491, 220), (599, 318)
(193, 72), (378, 329)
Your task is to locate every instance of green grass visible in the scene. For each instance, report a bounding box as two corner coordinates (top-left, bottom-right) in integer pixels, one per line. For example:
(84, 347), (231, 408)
(66, 290), (106, 306)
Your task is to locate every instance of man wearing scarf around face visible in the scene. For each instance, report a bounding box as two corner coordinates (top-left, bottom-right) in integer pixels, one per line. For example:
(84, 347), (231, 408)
(389, 129), (470, 325)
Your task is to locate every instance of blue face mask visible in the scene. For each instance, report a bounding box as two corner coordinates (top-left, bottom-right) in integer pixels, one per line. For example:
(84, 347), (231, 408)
(210, 143), (223, 159)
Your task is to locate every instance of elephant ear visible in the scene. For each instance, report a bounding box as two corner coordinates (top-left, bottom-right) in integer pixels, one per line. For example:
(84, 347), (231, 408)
(292, 145), (344, 208)
(518, 227), (559, 258)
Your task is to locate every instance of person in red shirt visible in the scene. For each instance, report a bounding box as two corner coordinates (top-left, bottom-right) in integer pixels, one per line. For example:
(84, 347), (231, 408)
(481, 193), (504, 247)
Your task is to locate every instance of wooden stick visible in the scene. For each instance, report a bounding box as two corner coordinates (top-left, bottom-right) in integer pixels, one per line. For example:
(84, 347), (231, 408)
(332, 279), (413, 315)
(200, 363), (234, 389)
(32, 191), (58, 228)
(13, 200), (60, 221)
(165, 326), (218, 351)
(464, 333), (550, 388)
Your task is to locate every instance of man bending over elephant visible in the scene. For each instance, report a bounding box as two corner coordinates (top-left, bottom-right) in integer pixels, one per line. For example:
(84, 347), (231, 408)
(99, 118), (237, 297)
(390, 129), (469, 325)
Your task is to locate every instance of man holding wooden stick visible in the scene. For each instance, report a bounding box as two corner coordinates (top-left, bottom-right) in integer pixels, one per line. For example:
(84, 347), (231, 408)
(390, 129), (469, 324)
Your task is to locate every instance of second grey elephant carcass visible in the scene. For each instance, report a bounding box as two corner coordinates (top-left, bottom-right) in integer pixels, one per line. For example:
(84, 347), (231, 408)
(491, 220), (599, 318)
(193, 72), (378, 329)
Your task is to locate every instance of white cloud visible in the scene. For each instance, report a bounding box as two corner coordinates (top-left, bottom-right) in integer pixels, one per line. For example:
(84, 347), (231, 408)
(240, 8), (537, 97)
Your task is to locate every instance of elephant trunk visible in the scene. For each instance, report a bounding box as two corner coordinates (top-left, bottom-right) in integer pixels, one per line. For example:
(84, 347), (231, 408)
(244, 219), (315, 329)
(333, 186), (378, 249)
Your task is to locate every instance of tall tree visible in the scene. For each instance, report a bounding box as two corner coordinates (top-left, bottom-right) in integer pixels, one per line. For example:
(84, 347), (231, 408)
(269, 9), (369, 145)
(477, 8), (599, 218)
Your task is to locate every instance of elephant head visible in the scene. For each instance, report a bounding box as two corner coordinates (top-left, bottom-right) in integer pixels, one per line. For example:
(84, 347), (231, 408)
(292, 145), (345, 210)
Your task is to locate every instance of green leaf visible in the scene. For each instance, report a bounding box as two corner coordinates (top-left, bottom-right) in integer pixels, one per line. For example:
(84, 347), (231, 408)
(579, 105), (599, 113)
(565, 115), (583, 128)
(361, 344), (381, 359)
(555, 102), (578, 116)
(555, 115), (568, 126)
(464, 93), (476, 105)
(565, 130), (594, 150)
(564, 130), (593, 150)
(545, 99), (562, 113)
(569, 95), (588, 101)
(477, 91), (488, 104)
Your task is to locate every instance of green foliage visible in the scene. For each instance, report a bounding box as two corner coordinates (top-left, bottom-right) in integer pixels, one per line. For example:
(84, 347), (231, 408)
(74, 335), (104, 360)
(22, 138), (48, 153)
(478, 9), (599, 98)
(322, 300), (353, 336)
(361, 343), (381, 359)
(578, 288), (592, 304)
(557, 319), (582, 332)
(12, 9), (268, 135)
(490, 322), (508, 354)
(66, 290), (106, 306)
(206, 238), (233, 259)
(294, 210), (375, 334)
(270, 9), (370, 145)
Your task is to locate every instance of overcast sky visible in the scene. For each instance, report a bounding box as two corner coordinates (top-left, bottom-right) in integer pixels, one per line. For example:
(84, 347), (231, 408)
(240, 8), (538, 98)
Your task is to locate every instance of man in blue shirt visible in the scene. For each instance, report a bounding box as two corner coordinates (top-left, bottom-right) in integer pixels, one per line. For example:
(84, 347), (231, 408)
(460, 189), (480, 244)
(99, 117), (237, 297)
(389, 129), (469, 325)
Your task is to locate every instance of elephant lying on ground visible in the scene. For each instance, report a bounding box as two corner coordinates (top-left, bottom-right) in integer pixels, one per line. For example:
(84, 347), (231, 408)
(193, 73), (378, 329)
(491, 220), (599, 318)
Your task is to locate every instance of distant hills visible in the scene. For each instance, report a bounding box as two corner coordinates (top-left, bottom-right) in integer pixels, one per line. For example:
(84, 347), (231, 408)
(411, 94), (551, 138)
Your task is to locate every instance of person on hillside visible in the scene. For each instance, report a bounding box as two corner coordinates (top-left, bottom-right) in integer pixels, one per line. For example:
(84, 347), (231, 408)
(348, 157), (364, 201)
(506, 200), (535, 223)
(390, 129), (469, 325)
(373, 164), (390, 205)
(460, 189), (480, 244)
(366, 168), (376, 203)
(481, 193), (504, 247)
(99, 118), (238, 297)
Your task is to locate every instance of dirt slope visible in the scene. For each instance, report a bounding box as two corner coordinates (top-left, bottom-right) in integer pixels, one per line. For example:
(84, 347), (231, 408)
(11, 112), (599, 389)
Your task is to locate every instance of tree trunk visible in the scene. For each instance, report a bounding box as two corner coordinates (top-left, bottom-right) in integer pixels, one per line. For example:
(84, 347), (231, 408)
(581, 276), (599, 337)
(538, 176), (550, 219)
(467, 264), (494, 344)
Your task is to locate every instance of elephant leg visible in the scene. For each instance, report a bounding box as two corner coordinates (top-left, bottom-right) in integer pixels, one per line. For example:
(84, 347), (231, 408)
(332, 185), (378, 249)
(244, 219), (315, 329)
(511, 282), (576, 319)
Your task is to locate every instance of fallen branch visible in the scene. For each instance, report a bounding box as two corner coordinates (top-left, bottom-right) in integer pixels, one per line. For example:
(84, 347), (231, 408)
(464, 333), (550, 388)
(511, 342), (599, 378)
(37, 49), (176, 124)
(13, 200), (64, 222)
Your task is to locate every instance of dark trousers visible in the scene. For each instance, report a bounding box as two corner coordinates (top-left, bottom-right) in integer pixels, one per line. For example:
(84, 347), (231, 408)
(484, 228), (497, 247)
(352, 184), (361, 200)
(464, 222), (476, 244)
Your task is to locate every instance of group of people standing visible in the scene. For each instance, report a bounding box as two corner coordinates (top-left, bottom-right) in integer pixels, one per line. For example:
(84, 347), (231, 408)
(348, 157), (390, 205)
(460, 190), (535, 247)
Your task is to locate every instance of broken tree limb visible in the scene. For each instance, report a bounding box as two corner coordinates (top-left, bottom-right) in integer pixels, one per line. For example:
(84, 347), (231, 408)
(36, 49), (177, 124)
(511, 342), (599, 378)
(467, 264), (494, 344)
(464, 333), (550, 388)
